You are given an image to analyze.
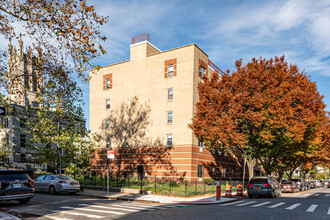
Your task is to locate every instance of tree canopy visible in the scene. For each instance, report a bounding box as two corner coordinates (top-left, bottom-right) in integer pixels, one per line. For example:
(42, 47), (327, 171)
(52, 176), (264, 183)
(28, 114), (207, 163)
(190, 56), (328, 178)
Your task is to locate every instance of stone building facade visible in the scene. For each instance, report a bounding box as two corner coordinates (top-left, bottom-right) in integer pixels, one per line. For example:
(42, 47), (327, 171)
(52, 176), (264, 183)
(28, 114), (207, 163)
(89, 34), (245, 181)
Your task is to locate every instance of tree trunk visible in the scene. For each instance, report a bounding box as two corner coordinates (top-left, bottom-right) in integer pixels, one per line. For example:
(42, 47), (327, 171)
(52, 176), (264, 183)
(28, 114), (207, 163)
(246, 156), (256, 181)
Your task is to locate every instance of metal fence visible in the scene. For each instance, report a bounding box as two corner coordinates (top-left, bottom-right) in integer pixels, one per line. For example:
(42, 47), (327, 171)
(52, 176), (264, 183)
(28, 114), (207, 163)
(71, 173), (248, 197)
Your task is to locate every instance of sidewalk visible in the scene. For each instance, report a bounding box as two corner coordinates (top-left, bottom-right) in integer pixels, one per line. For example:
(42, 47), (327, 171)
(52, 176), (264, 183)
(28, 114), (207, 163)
(0, 212), (21, 220)
(78, 189), (242, 205)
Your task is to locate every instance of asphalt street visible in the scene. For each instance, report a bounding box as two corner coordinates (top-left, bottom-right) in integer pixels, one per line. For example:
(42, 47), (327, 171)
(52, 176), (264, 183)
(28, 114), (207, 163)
(122, 187), (330, 220)
(0, 193), (197, 219)
(0, 187), (328, 219)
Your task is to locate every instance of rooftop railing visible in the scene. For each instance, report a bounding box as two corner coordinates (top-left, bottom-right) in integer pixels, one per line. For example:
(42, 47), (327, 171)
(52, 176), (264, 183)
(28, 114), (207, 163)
(131, 33), (150, 44)
(208, 60), (225, 75)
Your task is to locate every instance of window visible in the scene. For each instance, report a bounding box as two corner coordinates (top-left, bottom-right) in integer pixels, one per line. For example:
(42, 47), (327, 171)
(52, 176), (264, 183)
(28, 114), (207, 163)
(20, 154), (26, 163)
(168, 65), (174, 78)
(32, 72), (37, 92)
(166, 134), (173, 147)
(20, 118), (26, 128)
(105, 79), (111, 90)
(198, 140), (204, 152)
(103, 73), (112, 90)
(200, 66), (206, 78)
(20, 134), (26, 148)
(198, 165), (203, 178)
(105, 99), (110, 110)
(105, 119), (110, 130)
(222, 168), (226, 178)
(167, 88), (173, 101)
(167, 111), (173, 124)
(106, 138), (111, 148)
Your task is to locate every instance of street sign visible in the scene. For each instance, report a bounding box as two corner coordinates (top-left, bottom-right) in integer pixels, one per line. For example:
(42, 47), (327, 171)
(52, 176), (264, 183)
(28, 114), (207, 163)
(107, 150), (114, 159)
(0, 106), (6, 116)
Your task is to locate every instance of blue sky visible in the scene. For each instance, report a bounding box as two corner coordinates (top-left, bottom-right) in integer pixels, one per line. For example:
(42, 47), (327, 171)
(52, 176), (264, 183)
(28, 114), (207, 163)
(75, 0), (330, 129)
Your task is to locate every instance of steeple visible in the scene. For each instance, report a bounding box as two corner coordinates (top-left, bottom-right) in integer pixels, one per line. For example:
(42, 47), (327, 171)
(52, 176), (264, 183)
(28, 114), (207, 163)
(19, 33), (23, 57)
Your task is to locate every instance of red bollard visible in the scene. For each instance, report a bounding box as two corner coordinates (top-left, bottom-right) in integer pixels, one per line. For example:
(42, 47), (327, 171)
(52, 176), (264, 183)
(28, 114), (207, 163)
(216, 181), (221, 200)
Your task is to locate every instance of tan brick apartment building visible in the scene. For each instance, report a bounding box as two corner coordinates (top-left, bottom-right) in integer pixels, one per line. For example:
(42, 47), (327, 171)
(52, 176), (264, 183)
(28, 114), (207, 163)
(90, 34), (243, 181)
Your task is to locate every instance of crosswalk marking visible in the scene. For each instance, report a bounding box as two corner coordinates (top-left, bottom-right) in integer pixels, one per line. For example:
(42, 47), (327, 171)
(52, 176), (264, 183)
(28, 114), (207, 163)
(60, 206), (125, 215)
(108, 204), (156, 211)
(51, 210), (104, 219)
(326, 194), (330, 197)
(268, 202), (286, 208)
(46, 216), (73, 220)
(236, 201), (256, 206)
(306, 204), (318, 212)
(314, 194), (320, 196)
(251, 202), (271, 207)
(327, 206), (330, 215)
(286, 203), (301, 210)
(220, 201), (244, 206)
(78, 204), (140, 212)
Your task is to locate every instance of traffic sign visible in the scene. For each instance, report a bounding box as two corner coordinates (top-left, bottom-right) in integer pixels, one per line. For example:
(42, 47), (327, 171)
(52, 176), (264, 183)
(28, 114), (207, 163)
(107, 150), (114, 159)
(0, 106), (6, 116)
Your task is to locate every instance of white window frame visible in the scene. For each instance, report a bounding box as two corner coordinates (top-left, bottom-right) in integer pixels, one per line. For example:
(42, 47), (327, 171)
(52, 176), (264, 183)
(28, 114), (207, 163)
(168, 65), (174, 78)
(166, 134), (173, 147)
(105, 119), (110, 130)
(106, 137), (111, 149)
(167, 111), (173, 124)
(105, 99), (110, 110)
(200, 66), (206, 78)
(105, 78), (111, 90)
(198, 140), (204, 152)
(167, 88), (173, 101)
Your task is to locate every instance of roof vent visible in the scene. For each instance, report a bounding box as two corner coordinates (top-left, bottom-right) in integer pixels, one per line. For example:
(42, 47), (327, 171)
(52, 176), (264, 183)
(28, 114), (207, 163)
(131, 33), (150, 44)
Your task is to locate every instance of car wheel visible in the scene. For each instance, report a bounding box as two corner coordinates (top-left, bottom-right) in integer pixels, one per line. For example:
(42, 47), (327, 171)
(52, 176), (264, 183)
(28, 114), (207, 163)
(248, 194), (253, 198)
(49, 186), (56, 195)
(18, 198), (30, 204)
(69, 192), (76, 195)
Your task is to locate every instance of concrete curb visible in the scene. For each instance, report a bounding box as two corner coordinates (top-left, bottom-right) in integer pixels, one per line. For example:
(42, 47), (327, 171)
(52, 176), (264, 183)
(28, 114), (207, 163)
(0, 212), (21, 220)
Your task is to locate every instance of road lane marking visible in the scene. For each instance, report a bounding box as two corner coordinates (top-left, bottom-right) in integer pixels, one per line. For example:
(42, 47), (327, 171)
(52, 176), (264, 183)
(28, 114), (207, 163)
(327, 206), (330, 215)
(314, 194), (320, 196)
(60, 206), (125, 215)
(268, 202), (286, 208)
(220, 201), (245, 206)
(46, 216), (73, 220)
(251, 202), (271, 207)
(236, 201), (256, 206)
(107, 204), (156, 210)
(306, 204), (318, 212)
(286, 203), (301, 210)
(51, 210), (104, 219)
(78, 204), (140, 212)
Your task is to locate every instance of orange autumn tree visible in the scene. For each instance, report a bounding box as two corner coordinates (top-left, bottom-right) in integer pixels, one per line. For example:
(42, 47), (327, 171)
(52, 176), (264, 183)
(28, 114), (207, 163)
(190, 56), (327, 180)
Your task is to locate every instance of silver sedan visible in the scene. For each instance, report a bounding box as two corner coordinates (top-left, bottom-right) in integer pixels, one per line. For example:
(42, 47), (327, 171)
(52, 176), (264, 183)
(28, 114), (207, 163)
(34, 174), (80, 195)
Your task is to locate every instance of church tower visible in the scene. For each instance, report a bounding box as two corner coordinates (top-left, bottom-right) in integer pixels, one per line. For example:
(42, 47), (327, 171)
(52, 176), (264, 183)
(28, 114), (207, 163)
(8, 35), (41, 107)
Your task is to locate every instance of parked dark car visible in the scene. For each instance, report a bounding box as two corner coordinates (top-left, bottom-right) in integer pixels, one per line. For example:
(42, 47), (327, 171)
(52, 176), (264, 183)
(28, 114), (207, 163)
(0, 169), (35, 204)
(291, 179), (307, 191)
(247, 176), (281, 198)
(35, 174), (80, 194)
(281, 180), (299, 193)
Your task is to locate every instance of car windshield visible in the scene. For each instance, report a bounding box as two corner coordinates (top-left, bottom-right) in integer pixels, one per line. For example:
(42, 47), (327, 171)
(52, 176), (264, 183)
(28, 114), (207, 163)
(249, 178), (268, 183)
(56, 175), (72, 180)
(282, 181), (293, 184)
(0, 173), (28, 181)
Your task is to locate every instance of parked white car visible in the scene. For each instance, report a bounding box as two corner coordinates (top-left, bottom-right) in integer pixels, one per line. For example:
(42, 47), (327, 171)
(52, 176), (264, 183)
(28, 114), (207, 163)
(34, 175), (80, 194)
